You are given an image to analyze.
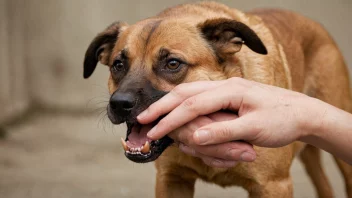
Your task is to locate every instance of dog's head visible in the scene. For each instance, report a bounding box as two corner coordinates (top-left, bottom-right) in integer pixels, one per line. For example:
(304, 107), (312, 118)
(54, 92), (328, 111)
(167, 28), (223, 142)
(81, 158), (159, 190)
(83, 18), (267, 163)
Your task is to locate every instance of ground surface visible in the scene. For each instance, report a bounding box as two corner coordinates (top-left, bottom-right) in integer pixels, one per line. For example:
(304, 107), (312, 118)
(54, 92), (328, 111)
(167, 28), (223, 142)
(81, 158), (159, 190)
(0, 112), (347, 198)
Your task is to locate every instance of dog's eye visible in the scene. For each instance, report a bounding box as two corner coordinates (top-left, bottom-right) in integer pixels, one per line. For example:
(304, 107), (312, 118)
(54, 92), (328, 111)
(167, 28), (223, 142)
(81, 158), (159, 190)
(111, 60), (124, 72)
(166, 59), (181, 70)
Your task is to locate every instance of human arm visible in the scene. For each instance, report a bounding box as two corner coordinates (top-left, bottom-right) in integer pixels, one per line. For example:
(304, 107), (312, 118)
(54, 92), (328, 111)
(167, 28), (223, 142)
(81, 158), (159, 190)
(138, 78), (352, 165)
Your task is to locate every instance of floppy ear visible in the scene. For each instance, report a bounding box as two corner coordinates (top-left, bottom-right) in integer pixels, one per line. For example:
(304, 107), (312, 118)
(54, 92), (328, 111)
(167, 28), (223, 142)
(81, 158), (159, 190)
(83, 21), (128, 79)
(198, 18), (267, 60)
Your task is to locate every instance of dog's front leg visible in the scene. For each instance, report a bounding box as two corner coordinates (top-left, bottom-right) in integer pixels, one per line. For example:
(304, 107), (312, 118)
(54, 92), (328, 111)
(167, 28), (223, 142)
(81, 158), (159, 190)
(155, 171), (196, 198)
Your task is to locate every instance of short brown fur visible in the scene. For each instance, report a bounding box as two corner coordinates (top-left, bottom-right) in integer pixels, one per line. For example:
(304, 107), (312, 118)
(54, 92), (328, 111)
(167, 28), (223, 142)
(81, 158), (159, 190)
(85, 2), (352, 197)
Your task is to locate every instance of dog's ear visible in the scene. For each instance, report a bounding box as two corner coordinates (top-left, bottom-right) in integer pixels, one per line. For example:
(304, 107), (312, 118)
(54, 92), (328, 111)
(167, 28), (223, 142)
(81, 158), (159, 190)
(83, 21), (128, 79)
(198, 18), (267, 60)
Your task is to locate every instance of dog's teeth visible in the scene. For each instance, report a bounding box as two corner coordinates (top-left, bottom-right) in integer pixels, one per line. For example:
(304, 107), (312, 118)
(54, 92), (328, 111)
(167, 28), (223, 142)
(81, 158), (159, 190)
(141, 141), (150, 154)
(120, 137), (128, 152)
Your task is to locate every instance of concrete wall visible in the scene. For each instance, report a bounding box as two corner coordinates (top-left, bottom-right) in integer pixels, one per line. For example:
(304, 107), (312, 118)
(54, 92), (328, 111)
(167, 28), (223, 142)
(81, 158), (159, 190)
(0, 0), (29, 123)
(1, 0), (352, 123)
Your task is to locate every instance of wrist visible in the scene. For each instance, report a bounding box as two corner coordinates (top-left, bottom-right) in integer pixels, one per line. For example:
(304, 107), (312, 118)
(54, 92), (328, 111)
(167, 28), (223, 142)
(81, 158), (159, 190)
(296, 96), (328, 141)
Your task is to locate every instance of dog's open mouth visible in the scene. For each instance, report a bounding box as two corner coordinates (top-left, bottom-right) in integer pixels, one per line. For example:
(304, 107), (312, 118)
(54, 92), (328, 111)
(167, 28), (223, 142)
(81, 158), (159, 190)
(120, 121), (173, 163)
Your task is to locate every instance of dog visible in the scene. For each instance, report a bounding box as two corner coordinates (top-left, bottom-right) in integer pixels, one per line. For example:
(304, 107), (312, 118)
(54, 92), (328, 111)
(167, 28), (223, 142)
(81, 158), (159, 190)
(83, 2), (352, 197)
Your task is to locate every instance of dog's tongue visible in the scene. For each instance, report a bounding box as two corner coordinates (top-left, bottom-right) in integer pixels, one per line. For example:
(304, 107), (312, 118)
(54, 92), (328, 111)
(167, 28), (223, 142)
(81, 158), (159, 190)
(127, 124), (153, 147)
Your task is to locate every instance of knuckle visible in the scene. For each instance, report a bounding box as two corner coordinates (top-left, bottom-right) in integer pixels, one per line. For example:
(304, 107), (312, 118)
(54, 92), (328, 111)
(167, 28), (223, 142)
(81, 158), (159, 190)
(147, 102), (164, 116)
(157, 119), (170, 130)
(229, 77), (250, 89)
(183, 97), (198, 111)
(225, 147), (240, 160)
(172, 84), (187, 98)
(157, 119), (166, 126)
(218, 125), (232, 139)
(229, 77), (241, 83)
(147, 104), (158, 114)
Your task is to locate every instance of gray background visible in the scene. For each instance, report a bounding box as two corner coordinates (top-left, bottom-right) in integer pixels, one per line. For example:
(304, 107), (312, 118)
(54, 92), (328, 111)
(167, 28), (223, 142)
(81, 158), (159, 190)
(0, 0), (351, 197)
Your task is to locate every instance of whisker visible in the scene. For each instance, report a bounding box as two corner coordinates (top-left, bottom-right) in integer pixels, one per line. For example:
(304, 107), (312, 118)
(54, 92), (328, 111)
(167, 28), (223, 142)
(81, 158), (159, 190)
(103, 115), (111, 134)
(97, 111), (108, 131)
(86, 97), (109, 109)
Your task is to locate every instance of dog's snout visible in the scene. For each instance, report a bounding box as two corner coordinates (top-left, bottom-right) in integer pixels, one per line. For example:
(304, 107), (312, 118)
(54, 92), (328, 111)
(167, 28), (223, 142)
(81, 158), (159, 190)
(110, 92), (136, 113)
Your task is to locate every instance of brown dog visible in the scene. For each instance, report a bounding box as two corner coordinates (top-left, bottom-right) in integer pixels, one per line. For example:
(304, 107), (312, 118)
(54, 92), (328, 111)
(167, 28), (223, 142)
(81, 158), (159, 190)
(83, 2), (352, 197)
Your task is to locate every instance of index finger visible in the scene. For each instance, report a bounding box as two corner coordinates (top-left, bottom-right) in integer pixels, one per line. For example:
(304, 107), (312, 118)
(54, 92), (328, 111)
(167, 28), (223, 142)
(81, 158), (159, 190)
(147, 80), (248, 140)
(137, 80), (227, 124)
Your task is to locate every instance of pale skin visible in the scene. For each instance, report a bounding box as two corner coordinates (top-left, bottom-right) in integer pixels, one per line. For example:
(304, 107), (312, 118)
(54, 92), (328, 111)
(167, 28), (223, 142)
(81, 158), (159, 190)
(137, 77), (352, 168)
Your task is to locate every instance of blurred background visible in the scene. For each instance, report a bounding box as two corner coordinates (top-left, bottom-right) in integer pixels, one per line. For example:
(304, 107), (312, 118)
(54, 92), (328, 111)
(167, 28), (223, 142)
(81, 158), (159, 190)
(0, 0), (351, 197)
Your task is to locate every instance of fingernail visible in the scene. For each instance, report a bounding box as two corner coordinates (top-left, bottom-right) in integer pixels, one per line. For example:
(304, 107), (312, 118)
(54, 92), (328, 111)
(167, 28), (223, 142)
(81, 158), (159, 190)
(194, 130), (210, 145)
(147, 125), (157, 138)
(137, 110), (148, 120)
(240, 152), (256, 162)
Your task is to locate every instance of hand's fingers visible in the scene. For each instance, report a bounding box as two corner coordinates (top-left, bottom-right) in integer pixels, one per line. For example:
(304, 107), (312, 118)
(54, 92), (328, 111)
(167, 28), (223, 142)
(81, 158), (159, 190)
(192, 142), (256, 161)
(147, 79), (248, 140)
(169, 113), (254, 160)
(193, 116), (258, 145)
(179, 143), (238, 168)
(169, 113), (237, 145)
(137, 80), (227, 124)
(168, 116), (213, 145)
(173, 127), (256, 161)
(201, 156), (238, 168)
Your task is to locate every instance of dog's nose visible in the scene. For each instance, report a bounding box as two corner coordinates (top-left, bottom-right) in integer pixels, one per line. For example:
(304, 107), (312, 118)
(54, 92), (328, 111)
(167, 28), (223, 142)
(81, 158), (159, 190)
(110, 92), (136, 113)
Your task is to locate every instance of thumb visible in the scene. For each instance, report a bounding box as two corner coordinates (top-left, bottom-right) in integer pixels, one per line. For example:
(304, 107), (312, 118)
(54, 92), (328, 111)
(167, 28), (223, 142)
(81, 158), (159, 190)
(193, 116), (256, 145)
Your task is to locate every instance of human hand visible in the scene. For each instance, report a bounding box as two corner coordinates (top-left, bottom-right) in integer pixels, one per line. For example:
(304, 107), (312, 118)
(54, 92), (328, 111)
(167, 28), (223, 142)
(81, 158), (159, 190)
(137, 78), (320, 165)
(168, 112), (256, 168)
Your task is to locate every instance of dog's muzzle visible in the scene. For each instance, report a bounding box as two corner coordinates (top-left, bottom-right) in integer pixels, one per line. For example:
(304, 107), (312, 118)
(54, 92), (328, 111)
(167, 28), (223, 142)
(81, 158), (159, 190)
(108, 92), (136, 124)
(107, 86), (173, 163)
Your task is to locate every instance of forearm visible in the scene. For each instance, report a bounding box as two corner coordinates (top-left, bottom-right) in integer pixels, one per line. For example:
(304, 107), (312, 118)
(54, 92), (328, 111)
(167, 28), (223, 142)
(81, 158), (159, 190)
(299, 98), (352, 164)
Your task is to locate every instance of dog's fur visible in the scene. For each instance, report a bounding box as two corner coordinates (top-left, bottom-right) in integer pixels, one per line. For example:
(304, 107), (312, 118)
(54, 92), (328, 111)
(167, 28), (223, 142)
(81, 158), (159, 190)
(84, 2), (352, 197)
